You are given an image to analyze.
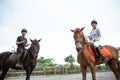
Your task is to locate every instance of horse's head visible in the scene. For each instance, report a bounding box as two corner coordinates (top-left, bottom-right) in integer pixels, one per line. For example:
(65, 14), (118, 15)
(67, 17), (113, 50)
(30, 39), (41, 54)
(71, 27), (85, 52)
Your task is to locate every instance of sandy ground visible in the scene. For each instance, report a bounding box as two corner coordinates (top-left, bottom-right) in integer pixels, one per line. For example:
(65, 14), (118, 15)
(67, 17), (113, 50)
(5, 72), (115, 80)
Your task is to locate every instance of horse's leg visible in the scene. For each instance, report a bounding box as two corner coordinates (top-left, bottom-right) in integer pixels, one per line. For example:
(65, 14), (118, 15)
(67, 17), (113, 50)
(118, 61), (120, 80)
(81, 65), (87, 80)
(0, 68), (9, 80)
(107, 59), (119, 80)
(25, 67), (32, 80)
(89, 63), (96, 80)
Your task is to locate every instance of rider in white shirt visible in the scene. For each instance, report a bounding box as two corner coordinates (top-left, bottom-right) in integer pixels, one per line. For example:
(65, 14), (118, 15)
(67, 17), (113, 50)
(89, 20), (106, 62)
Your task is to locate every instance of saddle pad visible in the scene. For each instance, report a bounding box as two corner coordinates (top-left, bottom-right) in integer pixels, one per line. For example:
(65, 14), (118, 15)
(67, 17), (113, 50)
(88, 46), (110, 57)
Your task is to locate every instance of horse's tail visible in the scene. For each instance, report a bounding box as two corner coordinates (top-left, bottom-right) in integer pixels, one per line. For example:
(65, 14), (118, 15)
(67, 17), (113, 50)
(118, 61), (120, 80)
(0, 51), (12, 67)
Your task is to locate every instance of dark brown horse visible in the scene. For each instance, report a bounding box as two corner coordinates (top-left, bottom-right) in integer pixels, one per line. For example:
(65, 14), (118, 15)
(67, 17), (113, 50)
(71, 27), (119, 80)
(0, 39), (41, 80)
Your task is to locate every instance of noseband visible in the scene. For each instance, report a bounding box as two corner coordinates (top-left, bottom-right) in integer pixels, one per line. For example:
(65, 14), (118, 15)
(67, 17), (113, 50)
(74, 34), (85, 45)
(75, 40), (84, 45)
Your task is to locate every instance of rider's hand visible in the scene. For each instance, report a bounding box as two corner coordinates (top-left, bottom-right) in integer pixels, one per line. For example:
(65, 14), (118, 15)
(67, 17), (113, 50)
(93, 39), (98, 42)
(20, 41), (25, 44)
(88, 36), (90, 40)
(25, 44), (30, 47)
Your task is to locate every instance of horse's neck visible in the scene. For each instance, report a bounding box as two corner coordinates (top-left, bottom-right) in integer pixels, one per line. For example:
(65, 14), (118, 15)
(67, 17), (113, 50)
(79, 45), (90, 60)
(28, 47), (34, 58)
(28, 47), (38, 59)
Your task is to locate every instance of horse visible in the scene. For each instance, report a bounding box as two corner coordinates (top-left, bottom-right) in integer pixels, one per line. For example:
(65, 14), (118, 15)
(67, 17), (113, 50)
(71, 27), (119, 80)
(0, 39), (41, 80)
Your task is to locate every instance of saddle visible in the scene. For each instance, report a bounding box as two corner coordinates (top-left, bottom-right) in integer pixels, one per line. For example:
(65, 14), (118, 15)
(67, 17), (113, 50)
(15, 49), (28, 62)
(87, 43), (110, 58)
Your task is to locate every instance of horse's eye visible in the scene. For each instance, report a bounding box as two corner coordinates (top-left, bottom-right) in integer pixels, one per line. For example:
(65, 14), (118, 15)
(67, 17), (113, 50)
(81, 35), (83, 37)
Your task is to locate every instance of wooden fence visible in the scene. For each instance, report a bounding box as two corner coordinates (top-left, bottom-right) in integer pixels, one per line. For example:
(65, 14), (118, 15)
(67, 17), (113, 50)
(0, 65), (110, 77)
(1, 66), (81, 77)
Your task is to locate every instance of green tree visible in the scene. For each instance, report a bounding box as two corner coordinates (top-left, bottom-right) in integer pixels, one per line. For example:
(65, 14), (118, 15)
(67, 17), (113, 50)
(37, 57), (55, 67)
(64, 54), (75, 69)
(11, 46), (16, 52)
(117, 47), (120, 51)
(117, 47), (120, 60)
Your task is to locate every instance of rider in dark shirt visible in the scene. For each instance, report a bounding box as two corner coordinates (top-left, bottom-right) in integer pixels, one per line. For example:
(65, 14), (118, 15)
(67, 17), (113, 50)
(16, 28), (30, 68)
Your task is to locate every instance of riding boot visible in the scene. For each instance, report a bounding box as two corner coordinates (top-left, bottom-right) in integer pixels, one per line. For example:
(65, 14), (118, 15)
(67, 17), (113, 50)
(16, 52), (24, 68)
(96, 47), (106, 63)
(16, 61), (23, 68)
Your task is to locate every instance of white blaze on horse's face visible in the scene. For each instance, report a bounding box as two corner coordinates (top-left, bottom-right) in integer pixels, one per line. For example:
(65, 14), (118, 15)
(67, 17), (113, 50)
(75, 41), (83, 52)
(75, 32), (84, 52)
(71, 27), (85, 52)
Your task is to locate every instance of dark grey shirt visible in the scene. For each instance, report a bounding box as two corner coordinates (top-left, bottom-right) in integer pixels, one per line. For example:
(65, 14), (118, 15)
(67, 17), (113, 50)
(16, 36), (27, 48)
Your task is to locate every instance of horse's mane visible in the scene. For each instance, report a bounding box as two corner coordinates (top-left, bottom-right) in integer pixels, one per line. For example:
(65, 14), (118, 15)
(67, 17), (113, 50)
(27, 40), (40, 58)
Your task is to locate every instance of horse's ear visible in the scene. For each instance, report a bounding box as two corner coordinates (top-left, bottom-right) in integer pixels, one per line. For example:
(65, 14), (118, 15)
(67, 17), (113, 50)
(81, 26), (85, 31)
(30, 38), (33, 42)
(38, 39), (41, 42)
(70, 29), (74, 32)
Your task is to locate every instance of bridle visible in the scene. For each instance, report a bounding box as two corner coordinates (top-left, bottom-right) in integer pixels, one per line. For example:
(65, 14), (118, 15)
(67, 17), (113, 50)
(74, 32), (85, 44)
(71, 27), (86, 53)
(74, 32), (86, 53)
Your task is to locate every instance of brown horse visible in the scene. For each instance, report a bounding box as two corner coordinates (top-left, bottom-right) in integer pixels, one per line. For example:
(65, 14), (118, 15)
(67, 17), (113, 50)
(71, 27), (119, 80)
(0, 39), (41, 80)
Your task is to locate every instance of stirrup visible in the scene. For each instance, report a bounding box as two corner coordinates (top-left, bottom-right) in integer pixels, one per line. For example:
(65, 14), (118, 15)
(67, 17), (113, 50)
(16, 63), (23, 69)
(101, 56), (106, 63)
(95, 57), (99, 63)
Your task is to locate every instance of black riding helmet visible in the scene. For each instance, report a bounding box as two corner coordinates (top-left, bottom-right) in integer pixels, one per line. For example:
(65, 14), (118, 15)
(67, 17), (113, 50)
(21, 28), (27, 33)
(91, 20), (97, 25)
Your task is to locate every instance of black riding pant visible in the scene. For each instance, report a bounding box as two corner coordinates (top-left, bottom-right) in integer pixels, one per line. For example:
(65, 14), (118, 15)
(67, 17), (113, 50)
(96, 46), (102, 58)
(17, 47), (25, 63)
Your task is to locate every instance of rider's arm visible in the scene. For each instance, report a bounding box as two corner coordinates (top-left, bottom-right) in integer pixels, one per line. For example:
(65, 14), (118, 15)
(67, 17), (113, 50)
(25, 44), (30, 47)
(96, 28), (101, 41)
(16, 41), (24, 45)
(84, 34), (88, 42)
(16, 36), (24, 45)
